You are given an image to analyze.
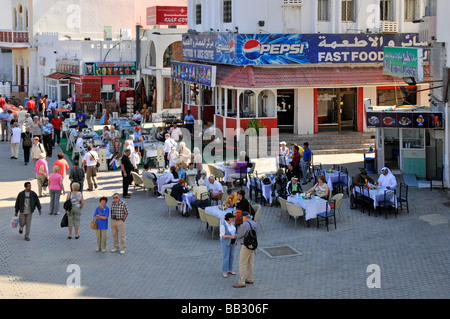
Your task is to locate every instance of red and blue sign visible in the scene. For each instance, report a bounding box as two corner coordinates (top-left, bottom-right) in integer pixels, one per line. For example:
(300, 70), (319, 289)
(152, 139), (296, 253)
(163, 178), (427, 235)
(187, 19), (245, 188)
(182, 33), (428, 66)
(171, 61), (216, 87)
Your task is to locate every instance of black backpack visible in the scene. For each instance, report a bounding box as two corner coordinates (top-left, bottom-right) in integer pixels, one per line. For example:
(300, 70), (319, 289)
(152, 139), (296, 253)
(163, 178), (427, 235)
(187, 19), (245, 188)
(243, 222), (258, 250)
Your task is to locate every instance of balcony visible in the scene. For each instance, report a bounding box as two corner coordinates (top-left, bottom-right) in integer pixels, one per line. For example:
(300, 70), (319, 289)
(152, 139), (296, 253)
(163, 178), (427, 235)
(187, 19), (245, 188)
(0, 30), (29, 48)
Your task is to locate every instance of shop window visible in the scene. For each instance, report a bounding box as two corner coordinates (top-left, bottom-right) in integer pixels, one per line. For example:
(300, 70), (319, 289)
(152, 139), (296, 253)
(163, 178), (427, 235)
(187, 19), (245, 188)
(377, 87), (417, 107)
(239, 90), (256, 118)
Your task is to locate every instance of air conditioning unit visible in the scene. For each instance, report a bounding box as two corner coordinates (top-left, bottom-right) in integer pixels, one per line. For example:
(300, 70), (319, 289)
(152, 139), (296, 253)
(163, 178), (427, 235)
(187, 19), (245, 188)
(379, 21), (398, 33)
(419, 16), (436, 43)
(283, 0), (303, 6)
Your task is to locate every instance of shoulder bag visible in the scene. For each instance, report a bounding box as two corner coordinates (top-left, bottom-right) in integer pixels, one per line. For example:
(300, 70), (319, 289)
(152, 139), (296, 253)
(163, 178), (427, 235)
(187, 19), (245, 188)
(91, 207), (99, 230)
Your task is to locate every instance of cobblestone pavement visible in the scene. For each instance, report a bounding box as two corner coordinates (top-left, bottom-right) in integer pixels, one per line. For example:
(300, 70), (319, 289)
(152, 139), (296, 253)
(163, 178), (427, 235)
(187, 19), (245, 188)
(0, 141), (449, 299)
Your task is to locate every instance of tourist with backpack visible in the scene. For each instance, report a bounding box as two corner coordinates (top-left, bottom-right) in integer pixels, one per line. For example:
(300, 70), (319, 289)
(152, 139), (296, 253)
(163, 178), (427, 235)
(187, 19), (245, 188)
(233, 211), (258, 289)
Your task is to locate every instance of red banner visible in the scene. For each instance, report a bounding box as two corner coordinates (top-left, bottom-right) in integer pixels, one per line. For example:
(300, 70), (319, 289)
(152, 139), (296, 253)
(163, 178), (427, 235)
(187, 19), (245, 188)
(147, 6), (187, 26)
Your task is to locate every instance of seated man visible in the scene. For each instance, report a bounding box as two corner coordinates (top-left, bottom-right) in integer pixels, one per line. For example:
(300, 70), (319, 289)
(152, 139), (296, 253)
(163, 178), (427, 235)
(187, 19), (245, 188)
(286, 176), (303, 197)
(142, 163), (157, 184)
(350, 169), (375, 209)
(226, 188), (238, 208)
(378, 167), (397, 190)
(191, 179), (210, 218)
(208, 175), (223, 201)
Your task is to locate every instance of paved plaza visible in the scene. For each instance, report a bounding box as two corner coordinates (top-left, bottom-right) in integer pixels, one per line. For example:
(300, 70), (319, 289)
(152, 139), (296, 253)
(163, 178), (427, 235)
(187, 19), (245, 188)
(0, 141), (449, 299)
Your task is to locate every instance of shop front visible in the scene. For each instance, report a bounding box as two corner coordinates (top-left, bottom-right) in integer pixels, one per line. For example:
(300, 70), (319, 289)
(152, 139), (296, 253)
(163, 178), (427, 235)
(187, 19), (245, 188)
(366, 101), (445, 179)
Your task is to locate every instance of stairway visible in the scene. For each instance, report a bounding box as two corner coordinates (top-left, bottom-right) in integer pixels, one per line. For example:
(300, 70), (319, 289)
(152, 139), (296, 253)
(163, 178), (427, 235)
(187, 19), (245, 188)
(277, 132), (376, 155)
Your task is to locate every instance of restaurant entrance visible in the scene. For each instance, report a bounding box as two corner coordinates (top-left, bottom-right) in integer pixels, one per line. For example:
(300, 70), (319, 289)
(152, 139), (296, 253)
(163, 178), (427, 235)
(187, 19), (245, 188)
(277, 89), (295, 133)
(317, 88), (357, 132)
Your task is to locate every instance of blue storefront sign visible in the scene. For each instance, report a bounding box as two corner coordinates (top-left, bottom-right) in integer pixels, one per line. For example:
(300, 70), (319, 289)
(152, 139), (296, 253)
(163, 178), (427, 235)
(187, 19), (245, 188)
(171, 61), (216, 87)
(182, 33), (427, 66)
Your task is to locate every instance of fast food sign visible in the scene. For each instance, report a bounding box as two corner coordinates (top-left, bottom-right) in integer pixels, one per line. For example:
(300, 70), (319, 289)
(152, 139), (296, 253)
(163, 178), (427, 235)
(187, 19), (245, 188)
(147, 6), (188, 26)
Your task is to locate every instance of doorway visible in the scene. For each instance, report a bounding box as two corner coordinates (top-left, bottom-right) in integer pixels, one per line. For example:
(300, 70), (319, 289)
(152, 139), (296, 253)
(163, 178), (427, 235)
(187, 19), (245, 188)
(317, 88), (357, 132)
(277, 89), (295, 133)
(383, 129), (400, 170)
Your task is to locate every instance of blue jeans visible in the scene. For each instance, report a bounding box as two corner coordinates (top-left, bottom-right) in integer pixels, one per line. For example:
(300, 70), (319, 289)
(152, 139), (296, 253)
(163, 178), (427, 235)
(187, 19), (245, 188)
(301, 160), (310, 183)
(220, 240), (236, 273)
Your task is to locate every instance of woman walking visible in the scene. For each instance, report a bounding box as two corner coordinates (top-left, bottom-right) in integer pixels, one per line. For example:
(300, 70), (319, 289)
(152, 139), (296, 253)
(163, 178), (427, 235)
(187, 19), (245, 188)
(93, 197), (109, 253)
(21, 126), (33, 165)
(30, 116), (42, 142)
(35, 153), (48, 197)
(220, 213), (237, 278)
(48, 166), (65, 215)
(65, 182), (84, 239)
(31, 137), (46, 166)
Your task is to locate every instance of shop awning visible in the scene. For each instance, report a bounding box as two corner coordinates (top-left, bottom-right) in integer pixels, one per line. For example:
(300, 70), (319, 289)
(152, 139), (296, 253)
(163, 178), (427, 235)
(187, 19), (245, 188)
(45, 72), (71, 80)
(215, 65), (430, 88)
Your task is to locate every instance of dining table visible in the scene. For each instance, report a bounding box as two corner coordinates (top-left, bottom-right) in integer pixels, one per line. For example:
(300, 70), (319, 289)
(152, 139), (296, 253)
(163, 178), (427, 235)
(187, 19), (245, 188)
(353, 186), (398, 209)
(324, 170), (350, 193)
(287, 193), (331, 222)
(205, 206), (235, 222)
(214, 162), (236, 183)
(247, 175), (274, 205)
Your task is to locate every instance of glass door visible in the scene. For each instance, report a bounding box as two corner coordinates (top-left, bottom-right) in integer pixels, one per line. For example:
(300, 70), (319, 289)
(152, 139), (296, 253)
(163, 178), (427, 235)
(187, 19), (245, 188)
(317, 88), (357, 132)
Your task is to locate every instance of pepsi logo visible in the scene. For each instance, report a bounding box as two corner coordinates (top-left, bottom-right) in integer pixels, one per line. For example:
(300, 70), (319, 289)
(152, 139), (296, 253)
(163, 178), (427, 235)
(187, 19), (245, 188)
(243, 40), (262, 60)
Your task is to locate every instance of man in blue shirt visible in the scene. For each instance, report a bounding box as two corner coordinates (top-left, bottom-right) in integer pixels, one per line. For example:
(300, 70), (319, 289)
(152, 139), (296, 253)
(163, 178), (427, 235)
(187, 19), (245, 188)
(301, 142), (312, 185)
(184, 110), (195, 135)
(76, 109), (87, 128)
(133, 126), (143, 152)
(41, 118), (54, 157)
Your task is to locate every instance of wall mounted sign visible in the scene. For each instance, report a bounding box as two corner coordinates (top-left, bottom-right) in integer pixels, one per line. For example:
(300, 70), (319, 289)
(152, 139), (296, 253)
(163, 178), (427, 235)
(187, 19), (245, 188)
(366, 111), (443, 129)
(383, 47), (424, 81)
(56, 59), (80, 75)
(171, 61), (217, 87)
(84, 62), (136, 76)
(182, 33), (428, 66)
(147, 6), (187, 26)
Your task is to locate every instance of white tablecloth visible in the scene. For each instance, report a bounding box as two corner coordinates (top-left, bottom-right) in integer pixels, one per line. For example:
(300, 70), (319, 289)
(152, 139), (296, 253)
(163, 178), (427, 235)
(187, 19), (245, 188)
(287, 195), (331, 221)
(156, 172), (173, 194)
(214, 163), (236, 182)
(325, 172), (350, 193)
(182, 191), (197, 210)
(205, 206), (235, 222)
(247, 177), (273, 204)
(354, 186), (397, 209)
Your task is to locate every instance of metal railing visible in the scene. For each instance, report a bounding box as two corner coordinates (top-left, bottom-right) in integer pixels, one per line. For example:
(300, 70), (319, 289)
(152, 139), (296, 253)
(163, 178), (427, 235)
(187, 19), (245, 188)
(0, 30), (29, 43)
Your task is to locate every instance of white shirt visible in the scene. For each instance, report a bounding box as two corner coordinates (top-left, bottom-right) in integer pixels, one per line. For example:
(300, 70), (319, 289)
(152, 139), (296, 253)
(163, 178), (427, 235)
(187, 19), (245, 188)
(48, 101), (58, 110)
(170, 127), (182, 142)
(220, 221), (236, 238)
(168, 150), (179, 167)
(209, 180), (223, 194)
(378, 170), (397, 190)
(83, 150), (98, 167)
(133, 113), (142, 121)
(10, 127), (22, 143)
(76, 137), (84, 152)
(130, 151), (141, 169)
(164, 138), (177, 153)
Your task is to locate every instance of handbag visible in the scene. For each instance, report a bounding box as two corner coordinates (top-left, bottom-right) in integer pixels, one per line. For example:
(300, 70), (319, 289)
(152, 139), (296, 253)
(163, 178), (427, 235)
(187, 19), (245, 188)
(42, 177), (49, 187)
(91, 219), (98, 230)
(63, 193), (72, 212)
(60, 214), (68, 228)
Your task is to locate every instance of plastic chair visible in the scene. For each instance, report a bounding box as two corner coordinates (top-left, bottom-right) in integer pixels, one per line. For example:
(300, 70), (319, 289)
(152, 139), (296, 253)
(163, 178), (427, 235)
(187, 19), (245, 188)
(278, 197), (289, 220)
(330, 193), (344, 219)
(164, 193), (181, 218)
(252, 204), (262, 231)
(205, 213), (220, 240)
(143, 177), (156, 197)
(197, 208), (209, 236)
(286, 201), (305, 229)
(377, 189), (397, 219)
(131, 172), (144, 190)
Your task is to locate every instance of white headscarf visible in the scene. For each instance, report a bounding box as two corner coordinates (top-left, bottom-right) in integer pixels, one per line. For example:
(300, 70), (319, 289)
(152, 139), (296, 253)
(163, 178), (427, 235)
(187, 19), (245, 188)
(378, 167), (397, 189)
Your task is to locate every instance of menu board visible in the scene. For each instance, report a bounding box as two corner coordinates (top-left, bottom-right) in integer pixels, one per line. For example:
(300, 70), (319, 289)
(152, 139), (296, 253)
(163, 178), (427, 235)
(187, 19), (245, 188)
(84, 62), (136, 76)
(367, 112), (444, 129)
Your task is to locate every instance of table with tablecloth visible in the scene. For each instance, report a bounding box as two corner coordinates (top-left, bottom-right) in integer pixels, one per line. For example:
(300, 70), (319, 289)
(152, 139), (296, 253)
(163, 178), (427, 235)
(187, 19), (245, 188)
(205, 206), (235, 222)
(246, 177), (274, 204)
(325, 171), (350, 193)
(287, 194), (331, 221)
(353, 186), (397, 209)
(214, 163), (236, 183)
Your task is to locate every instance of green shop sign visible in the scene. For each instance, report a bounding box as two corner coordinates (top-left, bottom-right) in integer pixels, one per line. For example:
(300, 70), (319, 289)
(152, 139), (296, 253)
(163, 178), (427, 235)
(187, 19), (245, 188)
(383, 47), (424, 81)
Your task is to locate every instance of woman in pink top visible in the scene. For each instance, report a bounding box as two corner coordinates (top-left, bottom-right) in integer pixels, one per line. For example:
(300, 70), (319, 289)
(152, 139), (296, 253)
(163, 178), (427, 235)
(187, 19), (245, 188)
(48, 166), (65, 215)
(35, 153), (49, 197)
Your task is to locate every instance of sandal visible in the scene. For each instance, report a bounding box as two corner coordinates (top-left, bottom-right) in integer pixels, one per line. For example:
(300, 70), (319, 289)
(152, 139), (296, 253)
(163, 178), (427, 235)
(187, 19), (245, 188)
(68, 236), (72, 239)
(222, 273), (228, 278)
(228, 271), (236, 275)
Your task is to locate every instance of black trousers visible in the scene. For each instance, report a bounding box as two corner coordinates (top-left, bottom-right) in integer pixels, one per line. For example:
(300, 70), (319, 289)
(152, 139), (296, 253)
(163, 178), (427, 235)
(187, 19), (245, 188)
(42, 134), (53, 157)
(122, 173), (132, 196)
(53, 129), (61, 146)
(23, 146), (31, 164)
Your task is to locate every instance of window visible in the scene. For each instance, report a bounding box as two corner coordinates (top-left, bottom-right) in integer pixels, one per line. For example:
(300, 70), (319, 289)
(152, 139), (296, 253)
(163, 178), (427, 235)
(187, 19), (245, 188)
(404, 0), (418, 21)
(342, 0), (355, 22)
(223, 0), (232, 23)
(196, 4), (202, 25)
(380, 0), (394, 21)
(318, 0), (329, 21)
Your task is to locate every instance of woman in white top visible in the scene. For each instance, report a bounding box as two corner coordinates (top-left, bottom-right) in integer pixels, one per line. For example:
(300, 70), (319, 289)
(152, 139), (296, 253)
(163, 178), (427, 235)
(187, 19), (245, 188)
(168, 146), (179, 167)
(220, 212), (237, 278)
(9, 122), (22, 159)
(378, 167), (397, 190)
(279, 141), (290, 167)
(100, 126), (111, 143)
(178, 142), (191, 165)
(132, 111), (142, 125)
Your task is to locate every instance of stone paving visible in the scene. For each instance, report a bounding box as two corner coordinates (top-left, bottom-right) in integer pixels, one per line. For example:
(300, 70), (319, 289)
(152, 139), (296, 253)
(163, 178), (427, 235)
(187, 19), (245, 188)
(0, 141), (449, 299)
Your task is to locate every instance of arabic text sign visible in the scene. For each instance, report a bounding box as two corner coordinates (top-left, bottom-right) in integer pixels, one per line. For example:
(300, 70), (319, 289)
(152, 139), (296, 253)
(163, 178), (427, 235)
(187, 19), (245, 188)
(171, 61), (216, 87)
(182, 33), (428, 65)
(147, 6), (187, 26)
(383, 47), (424, 81)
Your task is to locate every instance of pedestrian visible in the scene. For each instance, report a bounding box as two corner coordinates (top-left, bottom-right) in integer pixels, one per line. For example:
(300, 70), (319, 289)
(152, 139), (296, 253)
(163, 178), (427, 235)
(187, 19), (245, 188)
(120, 148), (133, 198)
(110, 193), (129, 254)
(21, 126), (33, 165)
(31, 136), (46, 166)
(83, 145), (99, 191)
(94, 196), (110, 253)
(9, 122), (22, 159)
(233, 212), (258, 288)
(65, 182), (84, 239)
(0, 108), (9, 141)
(130, 145), (141, 174)
(51, 113), (63, 146)
(164, 133), (177, 167)
(48, 165), (65, 215)
(170, 122), (182, 143)
(69, 159), (85, 192)
(41, 118), (54, 157)
(14, 182), (42, 241)
(17, 106), (28, 127)
(301, 142), (312, 185)
(26, 96), (36, 116)
(184, 109), (195, 135)
(234, 189), (256, 222)
(54, 152), (70, 179)
(292, 145), (301, 181)
(35, 153), (49, 197)
(220, 212), (237, 278)
(30, 116), (42, 142)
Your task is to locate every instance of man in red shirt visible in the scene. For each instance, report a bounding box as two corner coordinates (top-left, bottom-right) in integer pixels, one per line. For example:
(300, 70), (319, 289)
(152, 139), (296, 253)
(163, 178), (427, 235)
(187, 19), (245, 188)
(0, 95), (6, 109)
(27, 97), (36, 116)
(51, 113), (63, 146)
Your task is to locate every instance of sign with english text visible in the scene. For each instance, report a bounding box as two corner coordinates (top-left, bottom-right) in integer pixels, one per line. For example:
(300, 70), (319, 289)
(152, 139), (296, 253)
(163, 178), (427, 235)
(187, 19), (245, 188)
(147, 6), (187, 26)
